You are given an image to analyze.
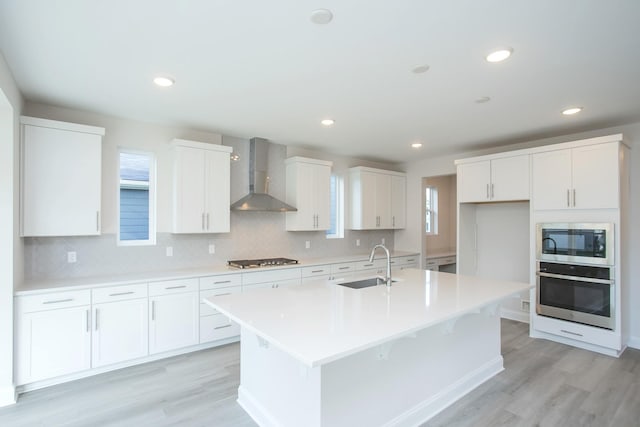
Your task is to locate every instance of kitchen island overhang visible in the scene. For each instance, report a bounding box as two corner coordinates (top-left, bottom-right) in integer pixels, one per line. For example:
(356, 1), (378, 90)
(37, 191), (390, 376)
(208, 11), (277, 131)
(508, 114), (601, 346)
(205, 269), (532, 427)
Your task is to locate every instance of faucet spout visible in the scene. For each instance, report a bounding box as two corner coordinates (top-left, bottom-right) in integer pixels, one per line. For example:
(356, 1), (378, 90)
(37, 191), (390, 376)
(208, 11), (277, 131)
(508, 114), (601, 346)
(369, 244), (392, 287)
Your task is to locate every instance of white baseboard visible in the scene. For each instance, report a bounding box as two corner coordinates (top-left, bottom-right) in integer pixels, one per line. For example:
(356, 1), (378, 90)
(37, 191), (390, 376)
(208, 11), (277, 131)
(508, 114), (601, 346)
(238, 386), (281, 427)
(628, 336), (640, 350)
(384, 356), (504, 426)
(0, 385), (16, 407)
(500, 307), (530, 324)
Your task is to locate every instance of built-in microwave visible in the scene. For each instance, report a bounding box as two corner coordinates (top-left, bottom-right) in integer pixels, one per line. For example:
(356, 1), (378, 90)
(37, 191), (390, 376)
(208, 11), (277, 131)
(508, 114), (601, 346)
(536, 223), (614, 266)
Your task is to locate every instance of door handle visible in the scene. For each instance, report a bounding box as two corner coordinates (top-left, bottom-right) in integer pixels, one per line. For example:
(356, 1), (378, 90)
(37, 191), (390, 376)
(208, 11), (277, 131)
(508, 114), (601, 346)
(486, 184), (490, 199)
(567, 189), (570, 207)
(573, 189), (576, 207)
(86, 309), (90, 332)
(201, 213), (205, 230)
(151, 301), (156, 321)
(491, 183), (494, 199)
(96, 211), (100, 232)
(207, 213), (210, 230)
(95, 308), (99, 331)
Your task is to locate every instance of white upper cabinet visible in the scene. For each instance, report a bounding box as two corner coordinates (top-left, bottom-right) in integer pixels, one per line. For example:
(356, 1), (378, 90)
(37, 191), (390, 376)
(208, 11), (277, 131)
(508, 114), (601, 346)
(171, 139), (232, 233)
(532, 142), (620, 210)
(285, 157), (333, 231)
(457, 155), (530, 203)
(349, 167), (406, 230)
(20, 116), (104, 237)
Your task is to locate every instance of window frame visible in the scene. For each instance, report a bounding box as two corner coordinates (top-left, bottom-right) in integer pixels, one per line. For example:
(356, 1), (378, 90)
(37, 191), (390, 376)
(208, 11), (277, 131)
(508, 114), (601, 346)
(425, 185), (438, 235)
(326, 173), (345, 239)
(117, 148), (157, 246)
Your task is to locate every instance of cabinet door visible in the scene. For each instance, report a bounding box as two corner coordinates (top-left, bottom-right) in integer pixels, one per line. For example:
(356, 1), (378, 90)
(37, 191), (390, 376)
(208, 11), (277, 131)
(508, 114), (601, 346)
(22, 125), (101, 236)
(205, 150), (231, 232)
(375, 173), (392, 228)
(391, 175), (406, 229)
(149, 292), (199, 354)
(314, 164), (332, 230)
(532, 149), (572, 210)
(359, 171), (379, 229)
(572, 143), (619, 209)
(92, 299), (148, 368)
(286, 162), (316, 230)
(16, 306), (91, 384)
(457, 161), (491, 203)
(173, 147), (207, 233)
(491, 155), (530, 201)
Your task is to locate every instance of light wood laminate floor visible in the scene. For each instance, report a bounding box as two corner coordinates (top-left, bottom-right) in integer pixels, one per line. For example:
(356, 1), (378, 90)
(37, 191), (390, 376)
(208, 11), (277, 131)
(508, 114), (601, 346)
(1, 320), (639, 427)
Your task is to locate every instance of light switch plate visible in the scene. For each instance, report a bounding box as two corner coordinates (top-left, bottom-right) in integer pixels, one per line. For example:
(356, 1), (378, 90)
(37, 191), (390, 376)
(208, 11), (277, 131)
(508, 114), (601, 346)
(67, 251), (77, 263)
(166, 246), (173, 257)
(208, 244), (215, 254)
(305, 241), (311, 249)
(356, 239), (360, 246)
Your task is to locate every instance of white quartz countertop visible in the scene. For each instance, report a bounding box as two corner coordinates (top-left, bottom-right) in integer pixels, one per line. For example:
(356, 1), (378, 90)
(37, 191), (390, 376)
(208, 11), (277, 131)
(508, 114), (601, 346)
(205, 269), (532, 368)
(16, 251), (419, 295)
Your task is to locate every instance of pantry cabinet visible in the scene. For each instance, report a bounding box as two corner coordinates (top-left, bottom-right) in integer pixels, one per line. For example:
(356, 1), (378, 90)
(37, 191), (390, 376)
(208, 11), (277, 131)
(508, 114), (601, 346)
(532, 142), (619, 210)
(148, 279), (199, 354)
(349, 167), (406, 230)
(285, 157), (333, 231)
(172, 139), (232, 233)
(20, 116), (104, 237)
(15, 290), (91, 384)
(457, 155), (529, 203)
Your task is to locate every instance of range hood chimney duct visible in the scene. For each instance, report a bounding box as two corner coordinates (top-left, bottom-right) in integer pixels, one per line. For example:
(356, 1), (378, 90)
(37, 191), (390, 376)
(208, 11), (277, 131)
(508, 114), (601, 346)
(230, 138), (297, 212)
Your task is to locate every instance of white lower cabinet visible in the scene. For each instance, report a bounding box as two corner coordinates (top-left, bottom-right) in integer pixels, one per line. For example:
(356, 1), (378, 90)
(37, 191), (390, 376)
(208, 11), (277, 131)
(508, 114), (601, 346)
(92, 284), (148, 368)
(149, 279), (199, 355)
(199, 274), (242, 344)
(15, 290), (91, 385)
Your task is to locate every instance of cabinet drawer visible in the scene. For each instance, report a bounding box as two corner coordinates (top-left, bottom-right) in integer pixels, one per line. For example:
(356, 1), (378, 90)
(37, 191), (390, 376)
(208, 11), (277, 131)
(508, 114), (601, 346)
(92, 283), (148, 304)
(200, 314), (240, 343)
(149, 278), (198, 296)
(301, 275), (331, 285)
(301, 265), (331, 278)
(330, 262), (356, 275)
(16, 289), (91, 313)
(243, 278), (300, 292)
(395, 256), (418, 266)
(534, 315), (620, 350)
(200, 287), (241, 316)
(199, 274), (242, 291)
(355, 259), (386, 270)
(439, 256), (456, 265)
(242, 268), (301, 285)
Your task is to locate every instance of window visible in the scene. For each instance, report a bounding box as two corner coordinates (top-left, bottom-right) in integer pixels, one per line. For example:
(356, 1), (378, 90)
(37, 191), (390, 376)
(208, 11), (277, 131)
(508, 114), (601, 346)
(326, 174), (344, 239)
(118, 149), (156, 245)
(425, 186), (438, 235)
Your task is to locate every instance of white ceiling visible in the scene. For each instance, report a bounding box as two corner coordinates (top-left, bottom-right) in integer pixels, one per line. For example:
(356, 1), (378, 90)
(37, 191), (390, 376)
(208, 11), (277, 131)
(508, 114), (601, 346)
(1, 0), (639, 163)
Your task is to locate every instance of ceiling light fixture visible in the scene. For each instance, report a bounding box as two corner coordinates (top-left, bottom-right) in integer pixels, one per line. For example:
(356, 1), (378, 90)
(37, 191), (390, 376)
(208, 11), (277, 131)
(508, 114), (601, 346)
(411, 142), (423, 148)
(562, 107), (583, 116)
(412, 65), (430, 74)
(485, 48), (513, 63)
(310, 9), (333, 25)
(321, 119), (335, 126)
(153, 76), (175, 87)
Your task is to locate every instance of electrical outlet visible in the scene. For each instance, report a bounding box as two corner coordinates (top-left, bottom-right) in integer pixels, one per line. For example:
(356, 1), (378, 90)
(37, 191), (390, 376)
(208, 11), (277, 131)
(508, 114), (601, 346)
(166, 246), (173, 257)
(521, 300), (530, 311)
(356, 239), (360, 247)
(381, 238), (385, 245)
(67, 251), (77, 263)
(208, 244), (215, 254)
(305, 241), (311, 249)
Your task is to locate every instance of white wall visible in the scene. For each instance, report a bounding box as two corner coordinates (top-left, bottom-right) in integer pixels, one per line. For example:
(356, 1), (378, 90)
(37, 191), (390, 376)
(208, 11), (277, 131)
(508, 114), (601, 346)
(396, 122), (640, 347)
(0, 51), (23, 406)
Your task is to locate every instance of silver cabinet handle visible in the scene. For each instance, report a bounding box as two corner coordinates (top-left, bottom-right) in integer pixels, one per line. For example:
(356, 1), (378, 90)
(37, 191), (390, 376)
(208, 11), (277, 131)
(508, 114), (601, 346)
(311, 269), (324, 273)
(214, 324), (232, 330)
(43, 298), (73, 305)
(207, 213), (210, 230)
(95, 308), (99, 331)
(109, 291), (134, 297)
(486, 183), (490, 199)
(573, 189), (576, 207)
(214, 280), (231, 285)
(560, 329), (583, 337)
(151, 301), (156, 320)
(96, 211), (100, 232)
(338, 266), (350, 270)
(86, 309), (90, 332)
(567, 189), (570, 207)
(201, 213), (205, 230)
(491, 183), (494, 199)
(214, 292), (231, 297)
(166, 285), (187, 290)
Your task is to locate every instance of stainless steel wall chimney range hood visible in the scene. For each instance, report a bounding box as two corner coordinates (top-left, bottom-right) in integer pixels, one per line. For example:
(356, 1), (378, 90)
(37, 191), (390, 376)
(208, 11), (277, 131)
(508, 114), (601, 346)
(230, 138), (297, 212)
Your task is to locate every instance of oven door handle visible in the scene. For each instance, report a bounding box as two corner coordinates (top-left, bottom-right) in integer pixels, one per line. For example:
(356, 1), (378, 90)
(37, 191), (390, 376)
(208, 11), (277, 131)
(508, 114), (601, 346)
(536, 271), (613, 285)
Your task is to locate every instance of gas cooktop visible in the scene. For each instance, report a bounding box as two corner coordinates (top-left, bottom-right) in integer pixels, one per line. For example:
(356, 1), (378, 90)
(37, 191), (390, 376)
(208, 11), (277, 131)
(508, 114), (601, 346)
(228, 258), (299, 269)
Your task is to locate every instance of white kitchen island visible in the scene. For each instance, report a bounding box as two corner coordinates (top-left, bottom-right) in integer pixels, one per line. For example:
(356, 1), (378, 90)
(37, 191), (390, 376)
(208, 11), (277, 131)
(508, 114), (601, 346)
(205, 268), (531, 427)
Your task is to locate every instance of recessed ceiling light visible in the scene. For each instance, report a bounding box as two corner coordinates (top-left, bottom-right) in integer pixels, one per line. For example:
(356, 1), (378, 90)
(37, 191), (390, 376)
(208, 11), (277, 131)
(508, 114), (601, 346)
(485, 48), (513, 63)
(153, 76), (175, 87)
(475, 96), (491, 104)
(321, 119), (335, 126)
(562, 107), (583, 115)
(412, 65), (430, 74)
(310, 9), (333, 25)
(411, 142), (423, 148)
(230, 153), (240, 162)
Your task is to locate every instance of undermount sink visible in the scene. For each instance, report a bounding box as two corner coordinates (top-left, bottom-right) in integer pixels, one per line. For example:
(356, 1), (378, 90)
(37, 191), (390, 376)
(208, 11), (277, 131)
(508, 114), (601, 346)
(337, 277), (398, 289)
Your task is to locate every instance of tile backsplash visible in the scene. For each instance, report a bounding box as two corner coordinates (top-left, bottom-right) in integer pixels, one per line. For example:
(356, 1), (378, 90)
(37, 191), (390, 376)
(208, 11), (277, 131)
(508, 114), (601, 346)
(24, 212), (394, 281)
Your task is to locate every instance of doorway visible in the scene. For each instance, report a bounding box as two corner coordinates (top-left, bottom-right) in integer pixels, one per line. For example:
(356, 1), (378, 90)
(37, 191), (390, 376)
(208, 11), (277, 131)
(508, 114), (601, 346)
(421, 174), (457, 272)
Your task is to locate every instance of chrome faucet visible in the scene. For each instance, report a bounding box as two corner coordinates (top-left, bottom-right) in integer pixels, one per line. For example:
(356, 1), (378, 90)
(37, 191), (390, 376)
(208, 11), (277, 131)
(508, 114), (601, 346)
(369, 244), (392, 287)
